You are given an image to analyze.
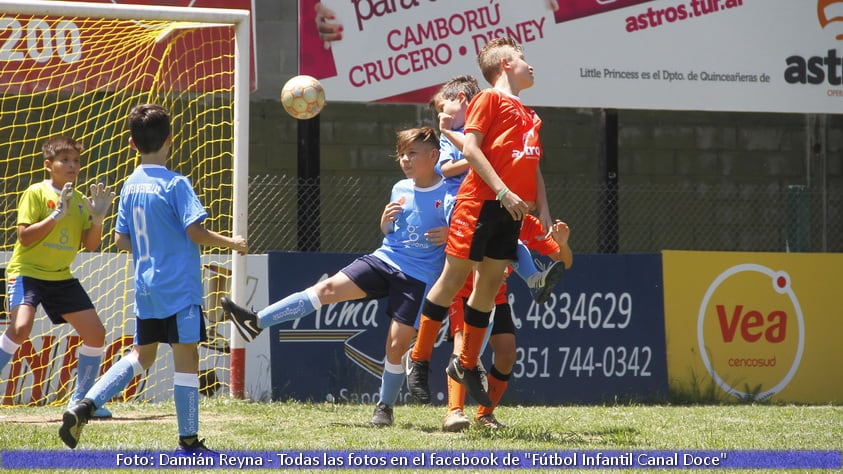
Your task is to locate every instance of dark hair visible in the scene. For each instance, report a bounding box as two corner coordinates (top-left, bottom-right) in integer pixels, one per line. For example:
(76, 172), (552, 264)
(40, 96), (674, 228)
(128, 104), (171, 154)
(428, 75), (481, 113)
(42, 135), (83, 160)
(394, 126), (438, 160)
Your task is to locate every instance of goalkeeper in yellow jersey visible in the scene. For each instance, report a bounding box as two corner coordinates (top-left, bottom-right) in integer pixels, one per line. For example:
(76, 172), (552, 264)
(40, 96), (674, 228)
(0, 136), (115, 418)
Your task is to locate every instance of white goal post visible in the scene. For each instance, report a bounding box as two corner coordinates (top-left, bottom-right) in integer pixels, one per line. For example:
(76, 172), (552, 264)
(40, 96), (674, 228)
(0, 0), (251, 400)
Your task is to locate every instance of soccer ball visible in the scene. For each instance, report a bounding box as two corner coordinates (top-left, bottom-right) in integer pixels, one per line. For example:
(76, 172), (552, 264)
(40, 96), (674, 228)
(280, 75), (326, 120)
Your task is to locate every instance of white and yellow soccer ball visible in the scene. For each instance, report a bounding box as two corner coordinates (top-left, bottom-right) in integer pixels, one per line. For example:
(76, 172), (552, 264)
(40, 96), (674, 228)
(280, 75), (326, 120)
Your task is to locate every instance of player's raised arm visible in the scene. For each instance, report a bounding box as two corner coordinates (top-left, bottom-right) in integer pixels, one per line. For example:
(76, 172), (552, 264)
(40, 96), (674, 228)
(81, 182), (116, 251)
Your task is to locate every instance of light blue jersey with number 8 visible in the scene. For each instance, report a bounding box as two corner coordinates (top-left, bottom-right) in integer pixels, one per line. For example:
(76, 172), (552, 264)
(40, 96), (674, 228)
(115, 164), (207, 319)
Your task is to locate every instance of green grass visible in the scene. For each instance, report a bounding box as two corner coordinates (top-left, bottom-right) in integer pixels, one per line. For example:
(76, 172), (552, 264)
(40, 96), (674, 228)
(0, 399), (841, 473)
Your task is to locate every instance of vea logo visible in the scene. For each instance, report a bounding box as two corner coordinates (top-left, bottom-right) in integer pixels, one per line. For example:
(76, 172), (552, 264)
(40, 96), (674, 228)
(696, 264), (805, 401)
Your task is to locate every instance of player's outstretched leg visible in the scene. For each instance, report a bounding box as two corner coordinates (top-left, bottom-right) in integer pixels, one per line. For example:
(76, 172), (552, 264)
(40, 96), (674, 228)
(527, 261), (566, 304)
(59, 398), (95, 449)
(220, 297), (261, 342)
(402, 348), (431, 404)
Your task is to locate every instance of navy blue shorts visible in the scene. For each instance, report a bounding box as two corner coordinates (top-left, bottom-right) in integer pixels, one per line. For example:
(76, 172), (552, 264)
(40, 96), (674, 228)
(6, 276), (94, 324)
(339, 254), (428, 327)
(135, 305), (207, 345)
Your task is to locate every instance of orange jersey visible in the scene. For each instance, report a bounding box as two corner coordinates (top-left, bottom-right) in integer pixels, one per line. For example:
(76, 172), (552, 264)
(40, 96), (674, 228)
(459, 88), (543, 202)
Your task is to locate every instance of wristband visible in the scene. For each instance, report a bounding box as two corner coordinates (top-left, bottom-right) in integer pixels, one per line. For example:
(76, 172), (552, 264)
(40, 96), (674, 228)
(496, 187), (510, 201)
(50, 209), (64, 221)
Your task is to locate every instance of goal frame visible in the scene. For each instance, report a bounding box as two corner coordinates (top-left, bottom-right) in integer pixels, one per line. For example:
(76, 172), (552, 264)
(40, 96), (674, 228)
(0, 0), (252, 398)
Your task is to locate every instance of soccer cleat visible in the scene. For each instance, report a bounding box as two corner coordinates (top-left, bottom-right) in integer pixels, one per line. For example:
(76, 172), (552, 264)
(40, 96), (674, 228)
(176, 437), (214, 453)
(370, 402), (394, 427)
(220, 297), (261, 342)
(446, 358), (491, 406)
(475, 414), (505, 430)
(528, 261), (566, 304)
(403, 351), (431, 404)
(68, 396), (112, 419)
(441, 408), (471, 432)
(476, 360), (488, 393)
(59, 399), (94, 449)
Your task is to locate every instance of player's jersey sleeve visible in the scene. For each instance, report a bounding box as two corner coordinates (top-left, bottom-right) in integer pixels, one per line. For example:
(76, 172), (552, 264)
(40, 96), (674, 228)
(169, 176), (208, 229)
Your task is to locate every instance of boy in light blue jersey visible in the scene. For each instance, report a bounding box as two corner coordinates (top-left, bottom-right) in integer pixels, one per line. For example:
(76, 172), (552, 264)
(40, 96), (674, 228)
(59, 104), (248, 452)
(221, 127), (449, 427)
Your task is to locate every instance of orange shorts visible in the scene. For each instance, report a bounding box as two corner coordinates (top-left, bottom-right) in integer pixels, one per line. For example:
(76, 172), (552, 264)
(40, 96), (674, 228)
(446, 199), (521, 262)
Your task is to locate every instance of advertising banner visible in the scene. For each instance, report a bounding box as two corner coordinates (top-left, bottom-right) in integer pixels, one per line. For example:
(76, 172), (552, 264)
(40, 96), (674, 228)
(662, 251), (843, 403)
(0, 0), (256, 92)
(301, 0), (843, 113)
(268, 252), (667, 405)
(0, 252), (270, 404)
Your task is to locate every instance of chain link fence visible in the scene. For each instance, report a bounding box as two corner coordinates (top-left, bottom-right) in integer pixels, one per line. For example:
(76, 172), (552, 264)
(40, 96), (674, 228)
(248, 174), (842, 255)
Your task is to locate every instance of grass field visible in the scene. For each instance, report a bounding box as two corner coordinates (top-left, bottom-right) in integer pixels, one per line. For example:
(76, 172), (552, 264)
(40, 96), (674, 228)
(0, 398), (841, 473)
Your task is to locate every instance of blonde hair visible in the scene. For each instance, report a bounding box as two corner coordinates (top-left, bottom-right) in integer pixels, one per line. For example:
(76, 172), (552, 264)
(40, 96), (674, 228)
(477, 37), (522, 84)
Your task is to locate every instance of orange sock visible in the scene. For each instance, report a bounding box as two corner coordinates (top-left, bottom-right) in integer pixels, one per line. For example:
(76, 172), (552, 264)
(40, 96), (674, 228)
(447, 370), (466, 412)
(411, 315), (442, 362)
(459, 322), (487, 369)
(476, 371), (509, 417)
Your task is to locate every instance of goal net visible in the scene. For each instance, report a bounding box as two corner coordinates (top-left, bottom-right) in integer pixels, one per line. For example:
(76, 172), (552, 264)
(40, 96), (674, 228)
(0, 2), (250, 406)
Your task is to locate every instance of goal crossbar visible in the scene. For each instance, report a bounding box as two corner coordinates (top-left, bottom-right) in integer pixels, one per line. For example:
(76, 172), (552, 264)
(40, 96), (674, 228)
(0, 0), (252, 399)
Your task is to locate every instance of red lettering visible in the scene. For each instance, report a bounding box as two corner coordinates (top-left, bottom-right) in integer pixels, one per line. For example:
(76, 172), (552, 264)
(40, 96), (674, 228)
(741, 310), (764, 342)
(1, 335), (144, 406)
(716, 305), (788, 343)
(766, 311), (787, 343)
(716, 304), (742, 342)
(1, 336), (56, 405)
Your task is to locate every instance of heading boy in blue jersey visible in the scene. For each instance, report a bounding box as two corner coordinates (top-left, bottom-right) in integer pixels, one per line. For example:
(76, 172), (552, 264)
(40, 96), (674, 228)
(60, 104), (248, 452)
(221, 126), (449, 427)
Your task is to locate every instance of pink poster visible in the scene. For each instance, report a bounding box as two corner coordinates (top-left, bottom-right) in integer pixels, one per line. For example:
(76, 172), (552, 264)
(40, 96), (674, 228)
(554, 0), (654, 23)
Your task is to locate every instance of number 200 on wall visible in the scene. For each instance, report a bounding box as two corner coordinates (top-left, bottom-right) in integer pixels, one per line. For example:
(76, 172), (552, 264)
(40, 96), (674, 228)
(0, 18), (82, 63)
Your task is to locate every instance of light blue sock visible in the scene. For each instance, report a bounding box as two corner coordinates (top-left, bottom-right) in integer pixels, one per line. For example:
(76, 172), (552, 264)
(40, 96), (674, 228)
(0, 334), (19, 374)
(73, 346), (104, 400)
(174, 373), (200, 437)
(258, 289), (319, 328)
(86, 353), (142, 408)
(512, 241), (539, 284)
(0, 348), (13, 375)
(0, 352), (11, 375)
(378, 361), (405, 406)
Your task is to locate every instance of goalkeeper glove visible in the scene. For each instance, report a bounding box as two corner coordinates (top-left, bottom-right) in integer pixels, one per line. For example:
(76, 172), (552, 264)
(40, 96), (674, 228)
(50, 182), (74, 221)
(83, 182), (116, 226)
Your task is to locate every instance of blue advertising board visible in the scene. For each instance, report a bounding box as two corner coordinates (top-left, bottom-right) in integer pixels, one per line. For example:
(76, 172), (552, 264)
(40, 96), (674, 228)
(268, 252), (667, 405)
